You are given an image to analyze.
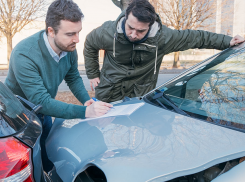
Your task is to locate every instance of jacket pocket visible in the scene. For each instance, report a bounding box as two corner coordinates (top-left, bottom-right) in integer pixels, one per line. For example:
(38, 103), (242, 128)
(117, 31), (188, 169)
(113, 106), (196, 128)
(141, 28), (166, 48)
(133, 82), (155, 97)
(95, 74), (115, 102)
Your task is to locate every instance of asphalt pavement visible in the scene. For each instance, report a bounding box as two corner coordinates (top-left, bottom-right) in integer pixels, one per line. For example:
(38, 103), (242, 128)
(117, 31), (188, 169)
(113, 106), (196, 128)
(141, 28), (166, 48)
(59, 74), (179, 91)
(0, 74), (179, 92)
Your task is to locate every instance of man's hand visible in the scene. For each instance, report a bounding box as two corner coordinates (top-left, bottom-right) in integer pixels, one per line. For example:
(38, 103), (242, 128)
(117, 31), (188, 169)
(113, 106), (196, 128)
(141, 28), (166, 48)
(230, 35), (245, 47)
(85, 101), (113, 118)
(89, 77), (100, 91)
(84, 99), (95, 106)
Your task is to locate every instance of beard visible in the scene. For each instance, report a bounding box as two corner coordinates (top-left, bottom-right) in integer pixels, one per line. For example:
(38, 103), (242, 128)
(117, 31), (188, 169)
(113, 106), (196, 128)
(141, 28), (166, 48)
(54, 38), (76, 52)
(127, 36), (140, 42)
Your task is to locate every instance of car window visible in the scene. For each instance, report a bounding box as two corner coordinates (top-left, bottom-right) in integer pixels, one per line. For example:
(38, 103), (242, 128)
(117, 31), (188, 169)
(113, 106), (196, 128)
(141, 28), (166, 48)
(0, 82), (30, 137)
(145, 44), (245, 132)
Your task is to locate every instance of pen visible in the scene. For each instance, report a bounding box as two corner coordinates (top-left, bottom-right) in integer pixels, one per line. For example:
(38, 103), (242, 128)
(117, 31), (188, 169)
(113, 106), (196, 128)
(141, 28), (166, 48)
(92, 97), (115, 109)
(92, 97), (100, 102)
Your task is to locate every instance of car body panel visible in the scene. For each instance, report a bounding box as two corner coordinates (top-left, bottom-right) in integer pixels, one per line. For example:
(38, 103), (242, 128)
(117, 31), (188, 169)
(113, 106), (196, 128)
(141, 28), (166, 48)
(211, 161), (245, 182)
(15, 113), (42, 147)
(15, 116), (46, 182)
(46, 100), (245, 182)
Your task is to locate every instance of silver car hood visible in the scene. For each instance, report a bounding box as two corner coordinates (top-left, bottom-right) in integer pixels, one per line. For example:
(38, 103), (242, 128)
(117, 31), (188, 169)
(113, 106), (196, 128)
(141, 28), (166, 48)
(46, 100), (245, 182)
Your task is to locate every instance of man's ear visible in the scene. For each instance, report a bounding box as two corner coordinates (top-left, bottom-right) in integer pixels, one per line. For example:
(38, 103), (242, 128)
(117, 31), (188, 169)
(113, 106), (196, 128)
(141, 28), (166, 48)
(47, 27), (55, 38)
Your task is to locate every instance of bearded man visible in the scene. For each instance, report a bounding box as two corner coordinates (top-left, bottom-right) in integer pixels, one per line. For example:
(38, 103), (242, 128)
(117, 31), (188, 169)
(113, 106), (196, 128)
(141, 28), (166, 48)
(84, 0), (244, 103)
(5, 0), (112, 172)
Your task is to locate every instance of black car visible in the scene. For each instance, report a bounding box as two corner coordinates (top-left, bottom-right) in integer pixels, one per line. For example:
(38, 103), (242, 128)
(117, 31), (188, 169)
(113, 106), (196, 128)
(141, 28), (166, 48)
(0, 82), (51, 182)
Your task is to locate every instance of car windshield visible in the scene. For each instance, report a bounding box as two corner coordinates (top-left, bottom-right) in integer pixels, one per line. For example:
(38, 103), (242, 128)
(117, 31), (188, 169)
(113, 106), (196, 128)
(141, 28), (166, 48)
(144, 43), (245, 132)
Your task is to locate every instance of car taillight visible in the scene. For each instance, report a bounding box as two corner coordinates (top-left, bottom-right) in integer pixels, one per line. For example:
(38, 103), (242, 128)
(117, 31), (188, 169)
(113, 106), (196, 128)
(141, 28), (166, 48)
(0, 137), (34, 182)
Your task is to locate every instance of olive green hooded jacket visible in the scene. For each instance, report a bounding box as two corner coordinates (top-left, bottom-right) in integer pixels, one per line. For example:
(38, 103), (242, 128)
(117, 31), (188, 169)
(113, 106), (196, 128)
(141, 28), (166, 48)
(84, 11), (232, 102)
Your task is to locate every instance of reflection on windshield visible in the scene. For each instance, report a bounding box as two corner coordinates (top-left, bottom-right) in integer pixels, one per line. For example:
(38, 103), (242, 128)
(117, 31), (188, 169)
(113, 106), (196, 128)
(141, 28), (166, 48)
(199, 55), (245, 124)
(145, 44), (245, 131)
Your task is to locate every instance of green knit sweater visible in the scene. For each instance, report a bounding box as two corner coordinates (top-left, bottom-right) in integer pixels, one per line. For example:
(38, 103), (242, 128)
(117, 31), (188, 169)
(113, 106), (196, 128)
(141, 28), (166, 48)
(5, 30), (90, 119)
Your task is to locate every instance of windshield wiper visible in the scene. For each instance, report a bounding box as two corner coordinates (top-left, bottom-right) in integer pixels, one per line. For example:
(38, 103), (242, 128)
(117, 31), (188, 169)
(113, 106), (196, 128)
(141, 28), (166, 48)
(153, 89), (189, 116)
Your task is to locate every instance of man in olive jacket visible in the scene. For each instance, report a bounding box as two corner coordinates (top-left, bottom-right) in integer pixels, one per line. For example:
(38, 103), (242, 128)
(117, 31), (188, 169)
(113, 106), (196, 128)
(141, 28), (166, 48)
(84, 0), (244, 103)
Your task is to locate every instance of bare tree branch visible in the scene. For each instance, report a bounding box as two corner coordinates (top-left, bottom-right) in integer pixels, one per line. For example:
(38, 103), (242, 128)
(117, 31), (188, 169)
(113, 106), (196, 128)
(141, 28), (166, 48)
(0, 0), (49, 65)
(149, 0), (231, 68)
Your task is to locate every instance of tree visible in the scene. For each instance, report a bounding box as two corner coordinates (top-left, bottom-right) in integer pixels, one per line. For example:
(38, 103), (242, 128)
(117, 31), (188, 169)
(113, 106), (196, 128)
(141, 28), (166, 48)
(111, 0), (131, 11)
(149, 0), (230, 68)
(0, 0), (48, 66)
(0, 32), (2, 43)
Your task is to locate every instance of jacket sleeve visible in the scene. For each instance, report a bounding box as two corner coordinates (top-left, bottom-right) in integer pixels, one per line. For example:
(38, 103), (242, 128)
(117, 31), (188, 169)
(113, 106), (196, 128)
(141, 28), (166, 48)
(11, 51), (87, 119)
(64, 51), (91, 104)
(161, 28), (232, 54)
(84, 26), (105, 79)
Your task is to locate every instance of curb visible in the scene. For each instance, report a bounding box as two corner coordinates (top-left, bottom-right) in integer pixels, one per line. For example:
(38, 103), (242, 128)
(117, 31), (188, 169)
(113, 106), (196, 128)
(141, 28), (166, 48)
(159, 69), (187, 74)
(0, 69), (186, 76)
(0, 70), (8, 76)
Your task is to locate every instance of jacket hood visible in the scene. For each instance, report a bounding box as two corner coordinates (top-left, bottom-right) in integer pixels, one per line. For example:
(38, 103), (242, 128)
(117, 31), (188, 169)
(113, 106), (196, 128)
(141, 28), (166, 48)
(116, 17), (160, 39)
(113, 10), (163, 45)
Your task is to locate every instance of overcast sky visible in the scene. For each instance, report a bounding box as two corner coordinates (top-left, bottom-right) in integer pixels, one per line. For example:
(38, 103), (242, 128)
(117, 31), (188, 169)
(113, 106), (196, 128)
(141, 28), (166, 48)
(72, 0), (121, 62)
(74, 0), (121, 24)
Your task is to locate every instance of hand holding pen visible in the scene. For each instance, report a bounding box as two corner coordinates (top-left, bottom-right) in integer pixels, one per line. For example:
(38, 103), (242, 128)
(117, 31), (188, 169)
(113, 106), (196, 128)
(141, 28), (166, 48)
(92, 97), (115, 110)
(85, 97), (113, 118)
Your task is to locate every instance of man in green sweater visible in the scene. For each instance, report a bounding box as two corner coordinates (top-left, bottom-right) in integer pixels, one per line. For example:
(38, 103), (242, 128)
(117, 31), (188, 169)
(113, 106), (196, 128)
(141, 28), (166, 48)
(5, 0), (112, 172)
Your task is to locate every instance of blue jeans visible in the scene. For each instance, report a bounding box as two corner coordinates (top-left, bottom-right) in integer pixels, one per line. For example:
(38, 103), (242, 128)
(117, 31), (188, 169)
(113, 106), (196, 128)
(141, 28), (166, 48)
(37, 114), (54, 172)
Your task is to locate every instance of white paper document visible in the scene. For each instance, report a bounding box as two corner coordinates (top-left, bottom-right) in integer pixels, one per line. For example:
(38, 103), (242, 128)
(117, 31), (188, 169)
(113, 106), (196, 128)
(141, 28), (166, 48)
(84, 102), (144, 121)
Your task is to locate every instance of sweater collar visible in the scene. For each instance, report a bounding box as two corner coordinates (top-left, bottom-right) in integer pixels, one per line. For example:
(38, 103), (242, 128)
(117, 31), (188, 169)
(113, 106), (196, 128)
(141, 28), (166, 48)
(43, 32), (67, 63)
(39, 31), (60, 65)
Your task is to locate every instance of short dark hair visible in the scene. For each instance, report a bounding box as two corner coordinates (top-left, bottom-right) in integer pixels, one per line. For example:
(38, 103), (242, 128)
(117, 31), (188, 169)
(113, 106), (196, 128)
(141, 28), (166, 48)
(45, 0), (84, 34)
(126, 0), (156, 26)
